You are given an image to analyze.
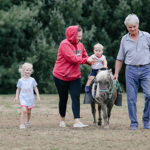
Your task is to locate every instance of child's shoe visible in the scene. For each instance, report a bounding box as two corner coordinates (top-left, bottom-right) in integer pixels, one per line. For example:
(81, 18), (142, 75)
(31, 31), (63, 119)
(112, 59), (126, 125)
(85, 86), (90, 93)
(26, 122), (31, 128)
(19, 124), (26, 129)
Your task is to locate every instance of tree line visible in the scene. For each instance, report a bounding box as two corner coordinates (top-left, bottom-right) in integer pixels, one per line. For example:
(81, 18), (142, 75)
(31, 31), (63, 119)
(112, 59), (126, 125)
(0, 0), (150, 94)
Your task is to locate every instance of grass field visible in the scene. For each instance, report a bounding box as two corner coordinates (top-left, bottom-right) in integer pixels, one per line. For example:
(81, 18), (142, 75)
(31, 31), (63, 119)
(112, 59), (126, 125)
(0, 93), (150, 150)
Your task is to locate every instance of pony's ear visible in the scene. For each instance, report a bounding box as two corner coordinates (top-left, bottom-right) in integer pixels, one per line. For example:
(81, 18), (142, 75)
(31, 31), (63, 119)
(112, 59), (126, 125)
(108, 69), (112, 73)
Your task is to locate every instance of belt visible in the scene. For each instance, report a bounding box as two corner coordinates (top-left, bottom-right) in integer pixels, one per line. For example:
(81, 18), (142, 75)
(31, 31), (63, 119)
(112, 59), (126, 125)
(135, 63), (150, 67)
(135, 65), (145, 67)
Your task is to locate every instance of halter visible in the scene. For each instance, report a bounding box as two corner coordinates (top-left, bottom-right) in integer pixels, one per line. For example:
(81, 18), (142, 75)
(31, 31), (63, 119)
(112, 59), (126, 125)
(93, 72), (115, 101)
(98, 75), (114, 99)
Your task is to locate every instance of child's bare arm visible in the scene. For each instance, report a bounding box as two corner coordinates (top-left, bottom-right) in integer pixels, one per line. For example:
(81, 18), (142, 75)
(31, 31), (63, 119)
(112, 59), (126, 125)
(103, 57), (108, 68)
(34, 86), (40, 102)
(14, 88), (20, 103)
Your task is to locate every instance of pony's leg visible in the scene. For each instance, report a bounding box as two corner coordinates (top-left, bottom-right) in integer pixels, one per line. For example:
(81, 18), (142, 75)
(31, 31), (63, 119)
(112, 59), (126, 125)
(101, 104), (109, 129)
(107, 104), (113, 124)
(98, 104), (102, 126)
(91, 102), (96, 124)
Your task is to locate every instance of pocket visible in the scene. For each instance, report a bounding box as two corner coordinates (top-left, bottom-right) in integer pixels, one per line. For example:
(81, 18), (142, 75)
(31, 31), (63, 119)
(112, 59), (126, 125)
(63, 71), (71, 78)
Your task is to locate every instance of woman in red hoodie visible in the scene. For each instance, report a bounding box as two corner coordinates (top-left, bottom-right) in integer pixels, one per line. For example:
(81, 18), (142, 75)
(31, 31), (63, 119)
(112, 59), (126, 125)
(53, 25), (91, 127)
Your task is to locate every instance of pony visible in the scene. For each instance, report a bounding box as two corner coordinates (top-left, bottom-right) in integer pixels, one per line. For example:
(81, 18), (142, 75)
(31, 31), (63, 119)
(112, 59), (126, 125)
(89, 69), (118, 129)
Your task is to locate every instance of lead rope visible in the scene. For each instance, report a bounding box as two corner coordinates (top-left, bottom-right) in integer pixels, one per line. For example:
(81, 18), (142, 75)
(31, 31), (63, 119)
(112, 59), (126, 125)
(113, 80), (122, 92)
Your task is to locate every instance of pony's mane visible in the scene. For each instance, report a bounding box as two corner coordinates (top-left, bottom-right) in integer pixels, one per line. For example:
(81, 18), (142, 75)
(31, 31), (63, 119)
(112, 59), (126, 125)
(96, 70), (111, 81)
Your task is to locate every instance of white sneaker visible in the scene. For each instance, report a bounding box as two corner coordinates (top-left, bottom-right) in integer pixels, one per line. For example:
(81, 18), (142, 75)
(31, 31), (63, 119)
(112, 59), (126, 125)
(26, 122), (31, 128)
(73, 122), (88, 128)
(19, 124), (26, 129)
(59, 121), (66, 127)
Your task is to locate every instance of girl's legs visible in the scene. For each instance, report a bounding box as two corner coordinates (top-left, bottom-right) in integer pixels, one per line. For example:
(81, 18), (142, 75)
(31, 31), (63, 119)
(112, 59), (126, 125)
(25, 109), (31, 127)
(20, 107), (27, 128)
(27, 109), (31, 122)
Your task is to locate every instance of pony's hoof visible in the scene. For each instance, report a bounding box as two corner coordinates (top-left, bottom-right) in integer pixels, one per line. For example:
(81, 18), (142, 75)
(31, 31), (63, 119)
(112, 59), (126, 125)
(98, 122), (102, 126)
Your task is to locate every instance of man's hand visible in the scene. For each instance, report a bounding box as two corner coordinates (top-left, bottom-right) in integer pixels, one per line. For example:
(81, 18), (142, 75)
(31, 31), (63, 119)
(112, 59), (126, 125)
(113, 74), (119, 80)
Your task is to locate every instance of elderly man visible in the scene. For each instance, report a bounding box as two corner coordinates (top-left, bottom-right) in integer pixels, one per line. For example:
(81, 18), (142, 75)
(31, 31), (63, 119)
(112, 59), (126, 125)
(114, 14), (150, 130)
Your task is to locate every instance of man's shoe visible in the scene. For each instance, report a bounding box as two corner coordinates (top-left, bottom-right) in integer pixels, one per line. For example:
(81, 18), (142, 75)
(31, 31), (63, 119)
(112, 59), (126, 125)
(130, 126), (137, 130)
(144, 123), (150, 129)
(73, 122), (88, 128)
(19, 124), (26, 129)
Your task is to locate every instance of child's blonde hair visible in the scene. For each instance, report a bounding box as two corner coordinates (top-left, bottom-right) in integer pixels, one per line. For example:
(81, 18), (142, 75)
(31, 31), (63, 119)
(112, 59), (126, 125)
(19, 62), (33, 77)
(94, 43), (104, 51)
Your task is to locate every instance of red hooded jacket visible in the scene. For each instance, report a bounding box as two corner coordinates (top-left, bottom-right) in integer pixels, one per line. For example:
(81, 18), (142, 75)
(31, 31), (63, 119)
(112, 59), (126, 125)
(53, 25), (89, 81)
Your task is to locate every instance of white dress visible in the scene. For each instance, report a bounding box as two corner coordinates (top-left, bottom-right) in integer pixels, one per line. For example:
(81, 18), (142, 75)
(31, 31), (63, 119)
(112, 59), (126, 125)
(17, 77), (37, 108)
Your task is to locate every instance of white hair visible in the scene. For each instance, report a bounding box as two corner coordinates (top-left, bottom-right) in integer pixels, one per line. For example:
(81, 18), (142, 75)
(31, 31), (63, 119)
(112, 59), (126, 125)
(124, 14), (139, 26)
(19, 62), (33, 77)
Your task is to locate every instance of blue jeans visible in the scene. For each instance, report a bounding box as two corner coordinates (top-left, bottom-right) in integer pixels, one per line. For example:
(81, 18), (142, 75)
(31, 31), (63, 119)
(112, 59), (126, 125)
(53, 76), (81, 119)
(126, 64), (150, 127)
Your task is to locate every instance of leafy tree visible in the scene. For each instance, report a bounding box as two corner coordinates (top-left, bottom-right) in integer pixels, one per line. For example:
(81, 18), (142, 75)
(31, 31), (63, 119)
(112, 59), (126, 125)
(0, 2), (40, 93)
(1, 0), (150, 93)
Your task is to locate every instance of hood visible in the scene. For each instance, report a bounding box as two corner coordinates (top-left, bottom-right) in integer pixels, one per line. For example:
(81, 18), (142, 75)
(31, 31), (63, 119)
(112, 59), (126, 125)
(65, 25), (80, 45)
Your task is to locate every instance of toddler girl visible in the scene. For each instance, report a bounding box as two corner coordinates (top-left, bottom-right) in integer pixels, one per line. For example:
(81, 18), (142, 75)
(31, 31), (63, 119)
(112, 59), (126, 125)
(14, 62), (40, 129)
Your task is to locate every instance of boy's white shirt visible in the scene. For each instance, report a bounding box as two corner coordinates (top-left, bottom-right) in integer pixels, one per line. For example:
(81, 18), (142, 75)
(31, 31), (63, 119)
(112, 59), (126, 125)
(91, 54), (105, 69)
